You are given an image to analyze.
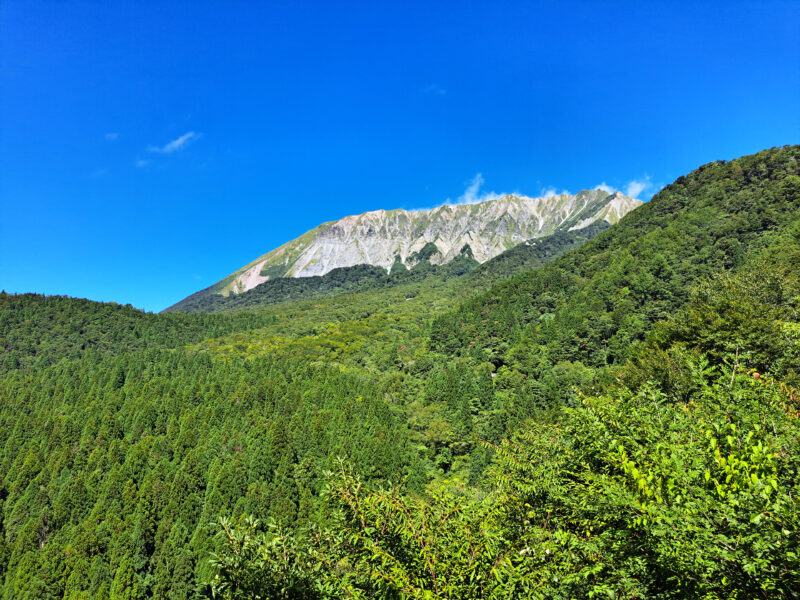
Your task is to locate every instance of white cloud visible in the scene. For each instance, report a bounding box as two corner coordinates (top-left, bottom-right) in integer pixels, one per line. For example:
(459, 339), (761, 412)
(421, 83), (446, 96)
(625, 176), (650, 199)
(149, 131), (199, 154)
(453, 173), (503, 205)
(410, 173), (504, 211)
(135, 159), (150, 168)
(104, 132), (119, 141)
(438, 176), (569, 209)
(594, 177), (662, 201)
(624, 175), (663, 200)
(540, 186), (570, 198)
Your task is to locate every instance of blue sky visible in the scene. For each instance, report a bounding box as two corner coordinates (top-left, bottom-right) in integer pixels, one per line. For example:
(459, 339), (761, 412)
(1, 1), (798, 312)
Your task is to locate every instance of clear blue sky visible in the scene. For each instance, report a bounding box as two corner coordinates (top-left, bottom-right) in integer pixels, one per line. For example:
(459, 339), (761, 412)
(1, 1), (798, 312)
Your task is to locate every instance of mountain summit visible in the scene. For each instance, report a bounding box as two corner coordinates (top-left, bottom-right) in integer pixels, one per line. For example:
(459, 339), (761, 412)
(191, 189), (641, 300)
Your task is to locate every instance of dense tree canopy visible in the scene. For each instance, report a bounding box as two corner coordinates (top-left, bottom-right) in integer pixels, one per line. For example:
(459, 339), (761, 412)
(1, 146), (799, 598)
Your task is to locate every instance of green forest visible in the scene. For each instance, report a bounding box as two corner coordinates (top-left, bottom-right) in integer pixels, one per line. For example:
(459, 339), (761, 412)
(1, 146), (799, 598)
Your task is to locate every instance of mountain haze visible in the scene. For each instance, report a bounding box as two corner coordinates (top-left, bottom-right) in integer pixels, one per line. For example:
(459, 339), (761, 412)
(182, 189), (641, 304)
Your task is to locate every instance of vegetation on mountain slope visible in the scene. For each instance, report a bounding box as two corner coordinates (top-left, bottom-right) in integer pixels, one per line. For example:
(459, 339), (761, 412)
(468, 220), (610, 287)
(432, 147), (800, 369)
(0, 146), (798, 598)
(165, 224), (608, 315)
(208, 160), (800, 598)
(0, 294), (290, 374)
(213, 364), (800, 599)
(191, 189), (640, 300)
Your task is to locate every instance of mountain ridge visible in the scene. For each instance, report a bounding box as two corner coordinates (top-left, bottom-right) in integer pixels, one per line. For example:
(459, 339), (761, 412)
(175, 188), (641, 308)
(3, 147), (799, 598)
(163, 221), (612, 314)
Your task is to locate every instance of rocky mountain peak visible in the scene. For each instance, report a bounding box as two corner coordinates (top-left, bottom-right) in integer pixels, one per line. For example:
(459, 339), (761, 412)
(187, 189), (643, 300)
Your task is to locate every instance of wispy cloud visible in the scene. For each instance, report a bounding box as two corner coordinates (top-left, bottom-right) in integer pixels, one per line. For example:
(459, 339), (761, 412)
(418, 174), (573, 212)
(540, 186), (570, 198)
(411, 173), (504, 211)
(452, 173), (503, 205)
(135, 159), (150, 168)
(421, 83), (447, 96)
(625, 176), (651, 199)
(104, 132), (119, 141)
(148, 131), (200, 154)
(594, 176), (662, 201)
(624, 175), (663, 200)
(594, 182), (615, 194)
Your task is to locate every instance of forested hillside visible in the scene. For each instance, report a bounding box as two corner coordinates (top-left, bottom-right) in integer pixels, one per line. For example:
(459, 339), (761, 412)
(432, 147), (800, 370)
(467, 220), (610, 286)
(164, 224), (608, 315)
(0, 294), (286, 373)
(1, 146), (799, 599)
(180, 188), (639, 301)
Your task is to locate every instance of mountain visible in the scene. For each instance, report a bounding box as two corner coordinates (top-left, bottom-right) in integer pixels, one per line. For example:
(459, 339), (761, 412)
(2, 147), (799, 599)
(468, 219), (611, 286)
(165, 222), (611, 314)
(431, 146), (800, 373)
(179, 189), (641, 305)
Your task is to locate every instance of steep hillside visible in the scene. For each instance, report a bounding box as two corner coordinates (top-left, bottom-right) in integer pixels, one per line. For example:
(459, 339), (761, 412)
(431, 146), (800, 372)
(166, 224), (611, 314)
(204, 146), (800, 600)
(176, 189), (640, 307)
(468, 220), (610, 286)
(0, 293), (285, 373)
(1, 147), (798, 599)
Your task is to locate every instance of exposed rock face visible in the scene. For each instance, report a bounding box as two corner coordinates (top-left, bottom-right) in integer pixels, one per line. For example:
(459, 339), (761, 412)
(209, 189), (642, 297)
